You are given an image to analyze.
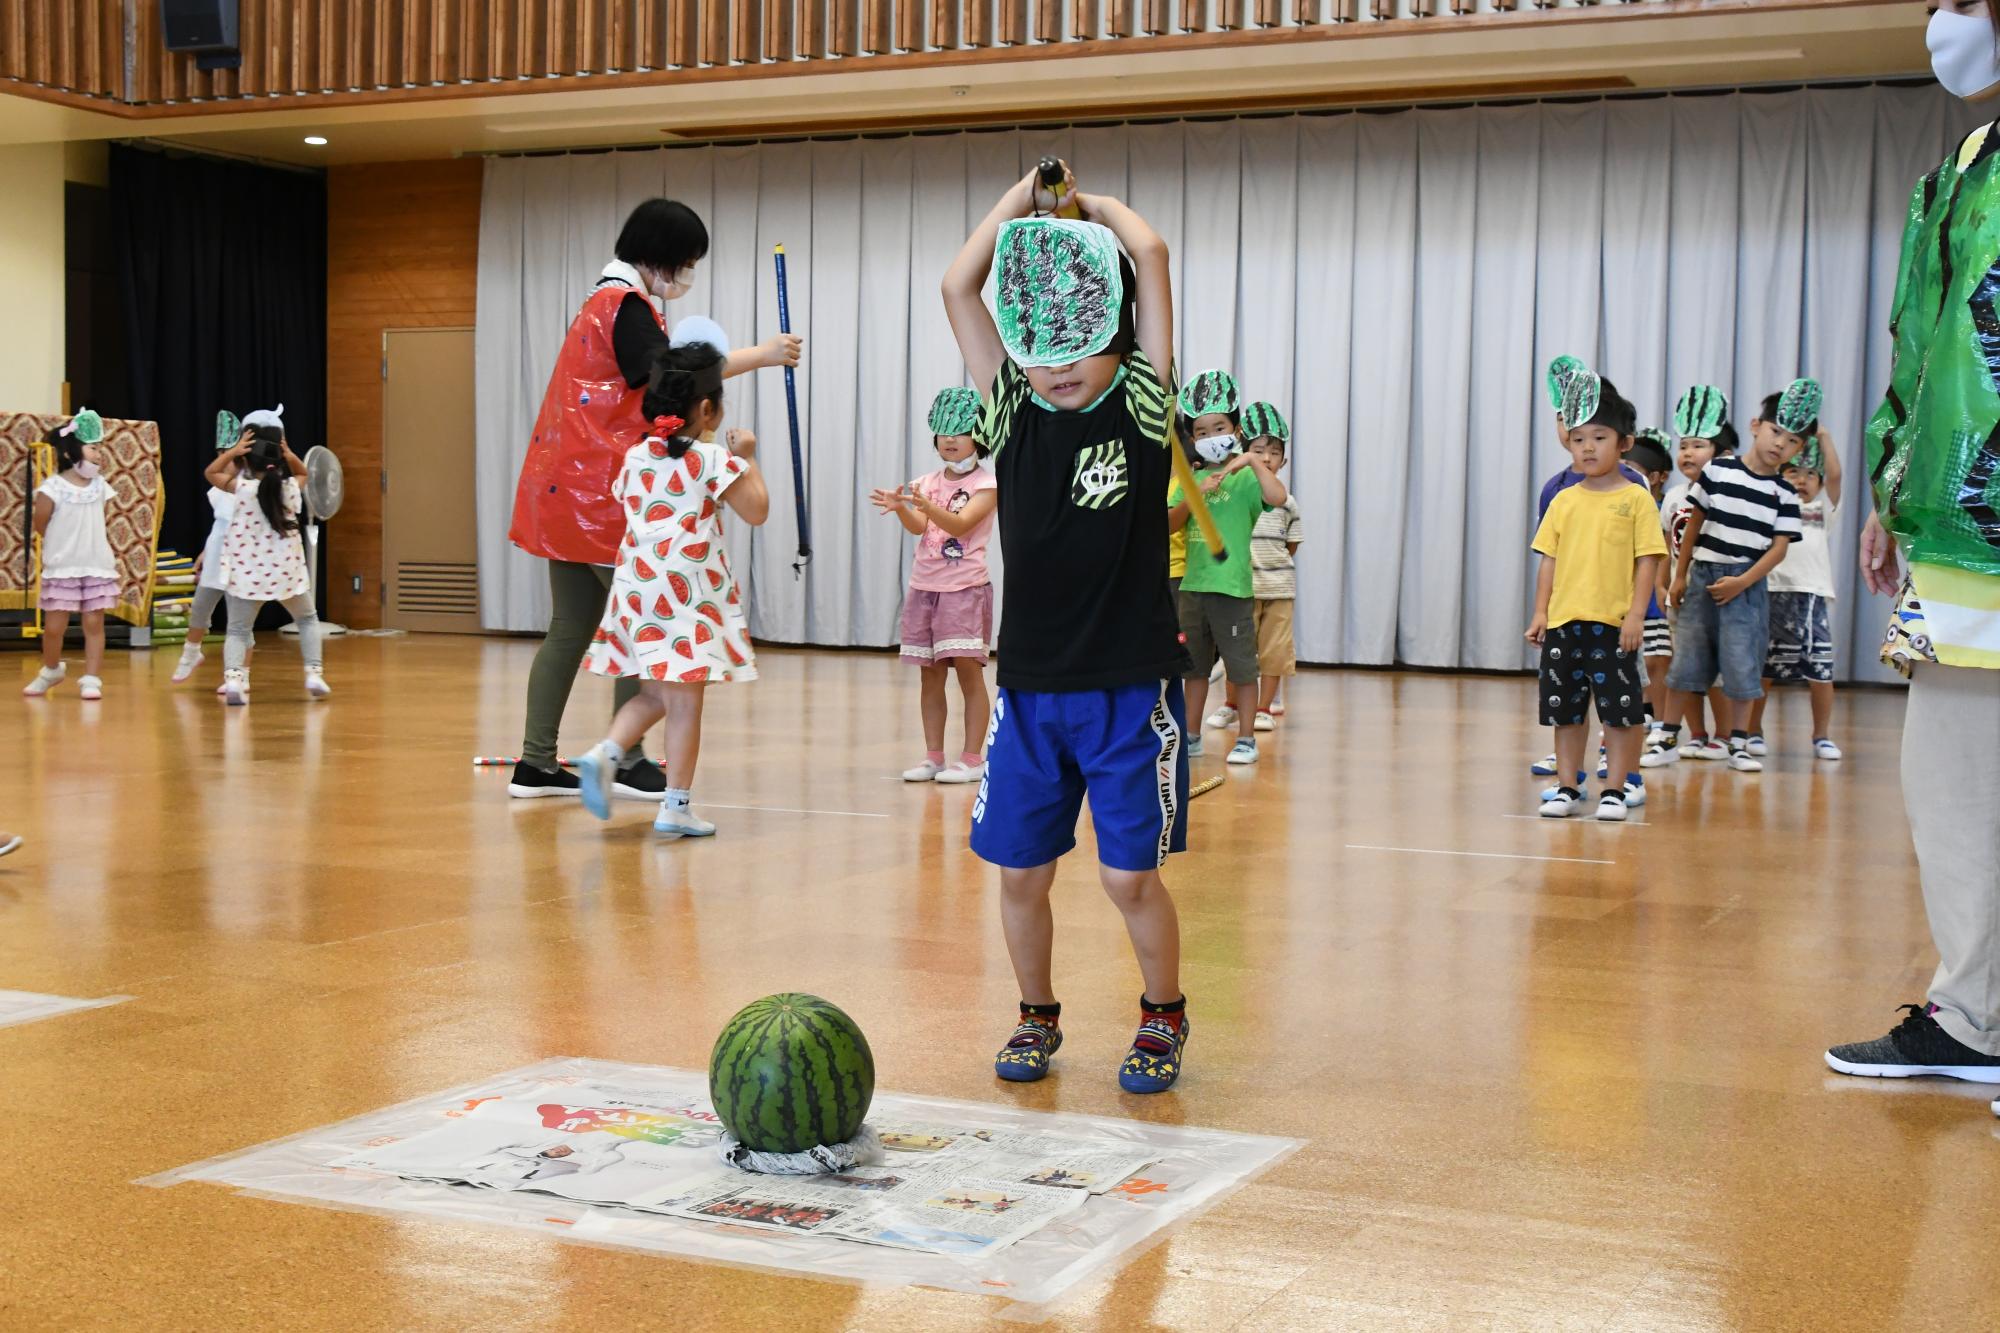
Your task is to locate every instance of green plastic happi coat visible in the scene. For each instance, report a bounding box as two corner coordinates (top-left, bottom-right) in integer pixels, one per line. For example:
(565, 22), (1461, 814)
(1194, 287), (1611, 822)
(1867, 122), (2000, 578)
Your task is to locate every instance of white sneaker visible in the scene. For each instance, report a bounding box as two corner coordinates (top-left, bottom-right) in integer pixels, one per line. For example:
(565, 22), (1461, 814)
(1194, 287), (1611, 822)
(1815, 738), (1844, 762)
(22, 663), (65, 697)
(902, 760), (942, 782)
(1208, 659), (1226, 684)
(223, 670), (249, 706)
(1595, 793), (1629, 822)
(1623, 780), (1646, 807)
(1187, 736), (1204, 759)
(1253, 711), (1275, 732)
(1745, 734), (1768, 757)
(1640, 741), (1681, 769)
(1682, 739), (1729, 761)
(1270, 701), (1285, 717)
(1226, 738), (1259, 765)
(172, 646), (205, 683)
(78, 675), (102, 701)
(654, 805), (717, 839)
(1539, 789), (1582, 819)
(304, 668), (331, 699)
(1728, 749), (1763, 773)
(1206, 706), (1238, 729)
(935, 760), (985, 785)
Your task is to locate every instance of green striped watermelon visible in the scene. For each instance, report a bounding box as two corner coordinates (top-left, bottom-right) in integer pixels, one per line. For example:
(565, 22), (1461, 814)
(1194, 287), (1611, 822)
(709, 993), (874, 1154)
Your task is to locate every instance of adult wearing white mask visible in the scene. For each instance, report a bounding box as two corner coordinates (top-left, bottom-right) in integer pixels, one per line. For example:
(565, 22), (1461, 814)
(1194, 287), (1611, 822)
(1825, 1), (2000, 1105)
(506, 199), (801, 800)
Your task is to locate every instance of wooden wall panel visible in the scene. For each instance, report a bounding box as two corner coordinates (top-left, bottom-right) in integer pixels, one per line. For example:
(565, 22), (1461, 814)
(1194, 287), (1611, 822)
(324, 158), (483, 630)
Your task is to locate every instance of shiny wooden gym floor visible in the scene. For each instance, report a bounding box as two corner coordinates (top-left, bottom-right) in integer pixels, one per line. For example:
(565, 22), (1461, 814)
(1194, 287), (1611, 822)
(3, 634), (1996, 1330)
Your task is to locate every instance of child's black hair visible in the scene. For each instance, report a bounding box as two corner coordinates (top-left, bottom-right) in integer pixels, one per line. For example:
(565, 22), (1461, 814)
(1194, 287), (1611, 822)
(1713, 422), (1739, 455)
(1759, 391), (1818, 440)
(43, 425), (85, 473)
(616, 199), (710, 274)
(1628, 437), (1672, 476)
(1103, 253), (1139, 360)
(1578, 376), (1638, 439)
(643, 343), (727, 460)
(245, 427), (298, 536)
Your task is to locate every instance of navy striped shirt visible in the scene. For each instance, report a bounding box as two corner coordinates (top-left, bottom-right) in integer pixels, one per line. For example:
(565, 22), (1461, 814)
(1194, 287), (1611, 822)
(1688, 457), (1801, 563)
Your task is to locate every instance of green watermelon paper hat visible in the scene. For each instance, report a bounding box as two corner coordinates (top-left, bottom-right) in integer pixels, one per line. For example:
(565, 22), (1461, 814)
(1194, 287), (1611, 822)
(215, 409), (242, 451)
(1242, 401), (1290, 444)
(1777, 377), (1823, 435)
(1180, 369), (1240, 422)
(1559, 372), (1603, 432)
(927, 387), (980, 437)
(1547, 355), (1589, 414)
(1787, 437), (1826, 475)
(994, 217), (1126, 369)
(59, 407), (104, 446)
(1673, 385), (1730, 440)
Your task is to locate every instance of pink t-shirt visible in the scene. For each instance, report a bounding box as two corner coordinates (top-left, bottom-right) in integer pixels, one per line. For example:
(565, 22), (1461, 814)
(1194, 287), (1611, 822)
(908, 464), (995, 593)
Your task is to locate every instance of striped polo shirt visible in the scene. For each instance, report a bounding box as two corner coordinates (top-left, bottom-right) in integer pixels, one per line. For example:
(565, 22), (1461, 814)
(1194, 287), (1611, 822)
(1687, 457), (1801, 563)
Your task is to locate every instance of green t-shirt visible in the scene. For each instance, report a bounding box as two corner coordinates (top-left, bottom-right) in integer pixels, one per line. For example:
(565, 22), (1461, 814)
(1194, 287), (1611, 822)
(1170, 466), (1269, 599)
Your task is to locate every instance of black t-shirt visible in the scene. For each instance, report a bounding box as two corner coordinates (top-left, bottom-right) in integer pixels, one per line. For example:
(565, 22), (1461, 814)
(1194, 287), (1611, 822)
(612, 290), (670, 389)
(977, 350), (1188, 692)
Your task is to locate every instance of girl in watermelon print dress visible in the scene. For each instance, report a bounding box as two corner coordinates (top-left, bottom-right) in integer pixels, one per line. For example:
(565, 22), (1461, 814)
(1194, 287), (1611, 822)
(577, 343), (769, 839)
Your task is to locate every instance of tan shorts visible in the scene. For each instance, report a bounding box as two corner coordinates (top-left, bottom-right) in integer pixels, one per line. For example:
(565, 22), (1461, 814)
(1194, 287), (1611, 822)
(1254, 598), (1296, 676)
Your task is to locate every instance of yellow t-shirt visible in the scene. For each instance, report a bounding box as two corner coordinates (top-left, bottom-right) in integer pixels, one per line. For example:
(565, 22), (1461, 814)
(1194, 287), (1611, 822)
(1531, 482), (1667, 630)
(1168, 477), (1188, 579)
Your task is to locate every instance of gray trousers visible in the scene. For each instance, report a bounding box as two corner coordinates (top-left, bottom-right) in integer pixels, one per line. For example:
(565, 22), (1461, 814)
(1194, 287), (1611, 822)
(519, 560), (644, 772)
(1905, 664), (2000, 1056)
(225, 594), (323, 672)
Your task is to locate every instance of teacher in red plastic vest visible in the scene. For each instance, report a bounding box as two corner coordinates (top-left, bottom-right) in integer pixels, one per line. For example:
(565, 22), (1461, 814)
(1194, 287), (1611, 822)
(506, 198), (801, 799)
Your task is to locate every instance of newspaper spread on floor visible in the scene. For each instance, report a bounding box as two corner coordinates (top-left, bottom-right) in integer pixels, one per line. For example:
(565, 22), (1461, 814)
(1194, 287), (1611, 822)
(326, 1082), (1155, 1259)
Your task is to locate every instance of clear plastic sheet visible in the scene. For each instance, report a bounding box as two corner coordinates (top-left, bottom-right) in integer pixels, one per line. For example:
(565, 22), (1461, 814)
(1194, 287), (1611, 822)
(0, 989), (129, 1030)
(141, 1057), (1298, 1309)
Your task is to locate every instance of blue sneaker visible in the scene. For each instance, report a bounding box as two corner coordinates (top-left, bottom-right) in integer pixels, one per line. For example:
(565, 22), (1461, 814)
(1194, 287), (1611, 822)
(995, 1017), (1062, 1083)
(1623, 779), (1646, 808)
(576, 745), (616, 821)
(1530, 753), (1558, 776)
(1119, 1011), (1190, 1094)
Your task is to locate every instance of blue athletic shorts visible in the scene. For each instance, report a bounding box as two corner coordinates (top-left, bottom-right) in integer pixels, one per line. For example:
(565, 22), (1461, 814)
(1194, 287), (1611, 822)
(970, 681), (1189, 873)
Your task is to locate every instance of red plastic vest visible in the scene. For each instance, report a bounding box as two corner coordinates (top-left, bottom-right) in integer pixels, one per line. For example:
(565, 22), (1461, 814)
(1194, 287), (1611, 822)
(509, 278), (664, 566)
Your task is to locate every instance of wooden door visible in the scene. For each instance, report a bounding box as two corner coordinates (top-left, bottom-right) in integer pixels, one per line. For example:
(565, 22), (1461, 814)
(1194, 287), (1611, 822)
(382, 327), (480, 633)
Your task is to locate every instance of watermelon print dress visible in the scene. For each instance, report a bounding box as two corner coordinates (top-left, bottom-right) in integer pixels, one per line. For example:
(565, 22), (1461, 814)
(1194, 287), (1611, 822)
(584, 436), (757, 684)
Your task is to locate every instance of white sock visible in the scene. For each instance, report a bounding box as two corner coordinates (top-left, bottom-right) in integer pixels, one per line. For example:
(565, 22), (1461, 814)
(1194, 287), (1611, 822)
(665, 786), (692, 810)
(592, 739), (621, 764)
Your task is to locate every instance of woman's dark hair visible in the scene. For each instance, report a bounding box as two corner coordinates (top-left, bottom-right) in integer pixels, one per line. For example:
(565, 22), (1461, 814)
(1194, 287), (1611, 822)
(643, 343), (727, 460)
(246, 430), (298, 535)
(44, 425), (84, 473)
(616, 199), (710, 273)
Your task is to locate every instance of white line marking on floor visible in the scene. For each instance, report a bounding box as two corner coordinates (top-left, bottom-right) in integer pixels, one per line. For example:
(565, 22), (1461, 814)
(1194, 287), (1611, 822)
(1344, 844), (1615, 866)
(702, 802), (890, 820)
(1499, 813), (1649, 827)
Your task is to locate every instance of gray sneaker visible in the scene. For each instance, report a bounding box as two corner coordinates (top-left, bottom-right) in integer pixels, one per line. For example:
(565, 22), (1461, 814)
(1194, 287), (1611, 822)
(654, 805), (717, 840)
(1826, 1005), (2000, 1083)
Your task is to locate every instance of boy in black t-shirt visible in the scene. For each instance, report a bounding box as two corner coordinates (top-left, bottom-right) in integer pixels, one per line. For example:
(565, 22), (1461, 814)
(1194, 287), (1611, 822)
(943, 167), (1192, 1095)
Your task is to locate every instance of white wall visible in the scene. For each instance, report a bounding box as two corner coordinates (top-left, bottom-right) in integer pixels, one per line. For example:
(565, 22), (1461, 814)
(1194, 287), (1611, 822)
(0, 142), (65, 414)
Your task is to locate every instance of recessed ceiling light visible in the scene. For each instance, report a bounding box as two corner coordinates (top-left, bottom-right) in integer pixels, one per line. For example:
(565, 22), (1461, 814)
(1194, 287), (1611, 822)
(303, 135), (328, 146)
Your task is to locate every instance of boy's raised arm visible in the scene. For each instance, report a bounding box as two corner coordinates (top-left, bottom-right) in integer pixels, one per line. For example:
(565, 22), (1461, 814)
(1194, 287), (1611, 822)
(1077, 194), (1172, 388)
(943, 173), (1037, 397)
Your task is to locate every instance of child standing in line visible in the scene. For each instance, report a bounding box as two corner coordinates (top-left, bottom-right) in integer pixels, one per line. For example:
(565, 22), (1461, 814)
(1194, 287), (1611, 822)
(1170, 370), (1288, 765)
(176, 415), (249, 689)
(1745, 387), (1844, 761)
(576, 343), (768, 839)
(944, 168), (1193, 1094)
(24, 411), (116, 701)
(205, 426), (326, 706)
(1242, 402), (1301, 731)
(1644, 388), (1736, 767)
(1663, 385), (1803, 772)
(874, 387), (998, 785)
(1526, 375), (1666, 821)
(1529, 369), (1648, 784)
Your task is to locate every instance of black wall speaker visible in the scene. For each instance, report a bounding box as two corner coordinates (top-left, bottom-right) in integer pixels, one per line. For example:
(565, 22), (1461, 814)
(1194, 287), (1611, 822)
(159, 0), (240, 54)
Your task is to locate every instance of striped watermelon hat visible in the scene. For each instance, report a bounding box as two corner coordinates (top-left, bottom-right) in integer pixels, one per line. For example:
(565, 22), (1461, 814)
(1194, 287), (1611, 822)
(1547, 355), (1589, 414)
(1777, 377), (1822, 435)
(1242, 401), (1290, 444)
(1180, 369), (1240, 421)
(927, 387), (981, 437)
(1673, 385), (1730, 440)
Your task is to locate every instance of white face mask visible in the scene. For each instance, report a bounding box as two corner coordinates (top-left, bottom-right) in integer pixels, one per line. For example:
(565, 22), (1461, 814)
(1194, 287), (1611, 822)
(74, 460), (101, 479)
(1194, 435), (1238, 466)
(1930, 8), (2000, 101)
(942, 455), (980, 475)
(652, 265), (696, 302)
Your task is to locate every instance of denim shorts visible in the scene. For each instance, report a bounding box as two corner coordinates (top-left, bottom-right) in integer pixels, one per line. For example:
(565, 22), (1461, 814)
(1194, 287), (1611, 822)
(1667, 560), (1769, 701)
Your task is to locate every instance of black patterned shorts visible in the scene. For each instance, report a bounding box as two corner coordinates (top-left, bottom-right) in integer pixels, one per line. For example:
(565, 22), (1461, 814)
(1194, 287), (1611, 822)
(1539, 621), (1647, 729)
